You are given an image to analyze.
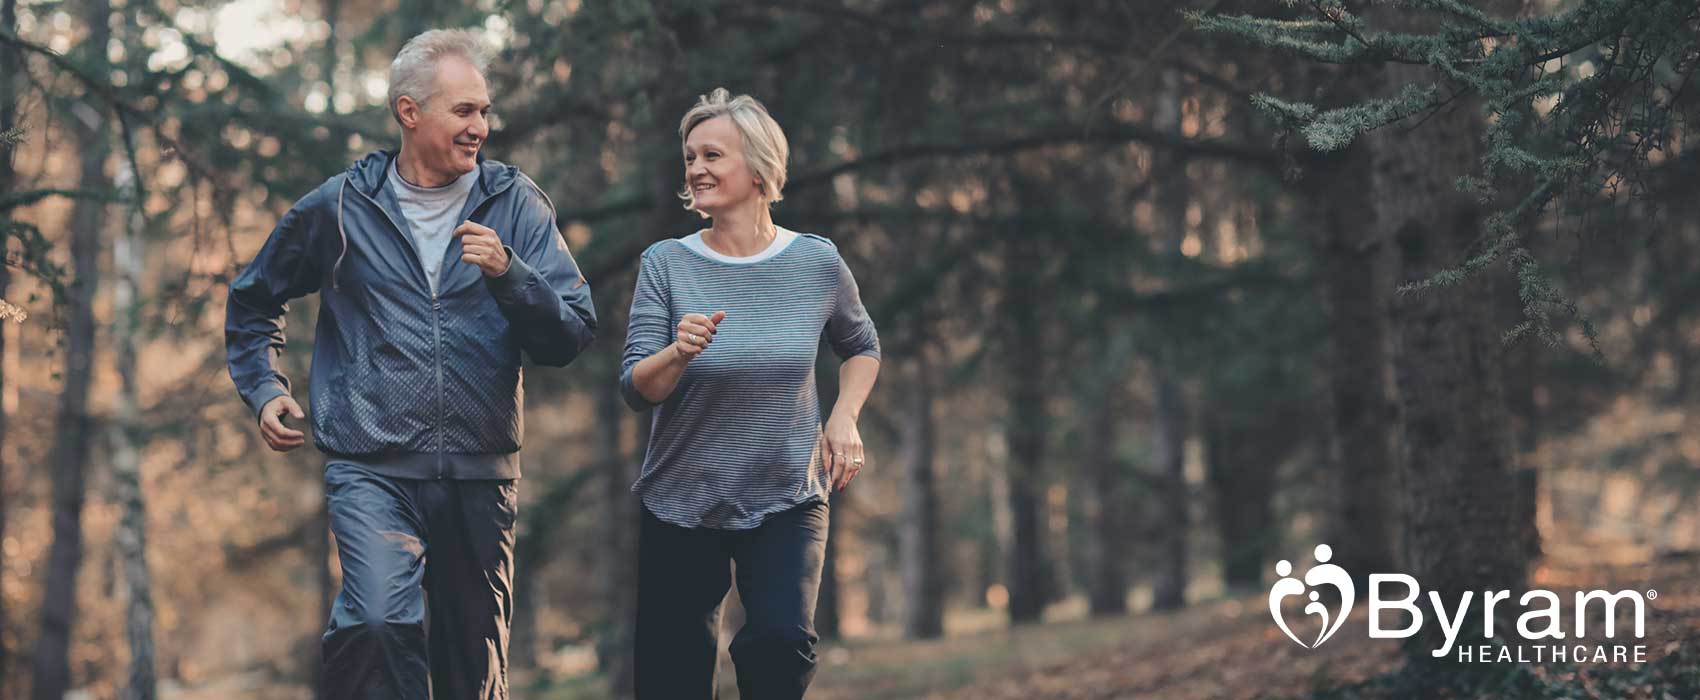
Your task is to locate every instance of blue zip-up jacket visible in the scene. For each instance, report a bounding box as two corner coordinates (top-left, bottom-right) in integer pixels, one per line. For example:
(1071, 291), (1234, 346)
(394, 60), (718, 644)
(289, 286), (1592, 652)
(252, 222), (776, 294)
(225, 150), (596, 479)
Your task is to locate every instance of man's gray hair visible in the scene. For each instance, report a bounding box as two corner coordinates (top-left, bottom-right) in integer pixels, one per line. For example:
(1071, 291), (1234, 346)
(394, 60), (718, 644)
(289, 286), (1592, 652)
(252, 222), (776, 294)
(387, 29), (492, 125)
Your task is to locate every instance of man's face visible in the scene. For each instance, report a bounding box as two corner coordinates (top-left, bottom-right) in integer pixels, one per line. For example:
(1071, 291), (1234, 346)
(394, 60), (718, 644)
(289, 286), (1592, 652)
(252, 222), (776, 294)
(399, 56), (491, 178)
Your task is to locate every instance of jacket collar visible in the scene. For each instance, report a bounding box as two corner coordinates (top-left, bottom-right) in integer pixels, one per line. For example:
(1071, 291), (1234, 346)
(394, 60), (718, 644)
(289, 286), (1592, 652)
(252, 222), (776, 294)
(346, 149), (518, 200)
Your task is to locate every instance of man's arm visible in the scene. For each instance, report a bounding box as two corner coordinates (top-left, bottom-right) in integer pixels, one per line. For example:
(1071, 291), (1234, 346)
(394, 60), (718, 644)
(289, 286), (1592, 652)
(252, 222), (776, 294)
(225, 191), (325, 448)
(476, 183), (597, 367)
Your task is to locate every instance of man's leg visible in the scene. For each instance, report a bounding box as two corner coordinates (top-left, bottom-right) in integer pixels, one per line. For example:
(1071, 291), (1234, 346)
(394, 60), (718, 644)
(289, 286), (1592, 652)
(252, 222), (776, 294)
(728, 501), (829, 700)
(321, 463), (430, 700)
(423, 477), (518, 700)
(634, 505), (732, 700)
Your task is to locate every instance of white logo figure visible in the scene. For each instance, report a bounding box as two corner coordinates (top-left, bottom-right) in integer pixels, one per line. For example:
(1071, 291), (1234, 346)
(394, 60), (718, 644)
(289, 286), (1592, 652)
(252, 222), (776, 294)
(1269, 544), (1356, 649)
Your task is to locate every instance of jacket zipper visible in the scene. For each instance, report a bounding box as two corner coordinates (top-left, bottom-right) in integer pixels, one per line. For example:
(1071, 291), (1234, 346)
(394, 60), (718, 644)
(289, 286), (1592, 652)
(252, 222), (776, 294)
(432, 291), (445, 478)
(350, 175), (517, 479)
(349, 185), (450, 477)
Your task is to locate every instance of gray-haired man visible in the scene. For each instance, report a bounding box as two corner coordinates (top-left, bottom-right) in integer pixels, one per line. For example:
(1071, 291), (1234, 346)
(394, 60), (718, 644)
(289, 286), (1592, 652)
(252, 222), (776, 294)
(225, 29), (594, 699)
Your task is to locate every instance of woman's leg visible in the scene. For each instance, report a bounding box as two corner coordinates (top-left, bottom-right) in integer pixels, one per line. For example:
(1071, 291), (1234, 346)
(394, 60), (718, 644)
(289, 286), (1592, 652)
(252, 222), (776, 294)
(729, 501), (829, 700)
(635, 504), (732, 700)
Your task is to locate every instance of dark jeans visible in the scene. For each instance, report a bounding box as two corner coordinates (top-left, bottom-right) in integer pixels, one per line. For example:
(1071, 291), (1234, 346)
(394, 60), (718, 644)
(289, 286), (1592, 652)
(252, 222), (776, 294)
(321, 462), (518, 700)
(634, 500), (830, 700)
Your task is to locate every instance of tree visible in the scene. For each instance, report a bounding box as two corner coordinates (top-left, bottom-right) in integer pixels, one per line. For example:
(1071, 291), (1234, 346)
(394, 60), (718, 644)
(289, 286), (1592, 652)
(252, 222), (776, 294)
(1194, 0), (1700, 345)
(1077, 331), (1133, 615)
(1002, 220), (1053, 624)
(897, 310), (944, 638)
(1148, 68), (1194, 612)
(1187, 0), (1700, 671)
(1304, 114), (1402, 583)
(0, 0), (20, 677)
(111, 160), (157, 700)
(31, 0), (111, 696)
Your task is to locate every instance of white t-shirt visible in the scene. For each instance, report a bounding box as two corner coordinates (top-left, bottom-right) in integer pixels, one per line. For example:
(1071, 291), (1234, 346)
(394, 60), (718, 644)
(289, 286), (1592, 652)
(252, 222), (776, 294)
(388, 159), (479, 294)
(681, 227), (798, 264)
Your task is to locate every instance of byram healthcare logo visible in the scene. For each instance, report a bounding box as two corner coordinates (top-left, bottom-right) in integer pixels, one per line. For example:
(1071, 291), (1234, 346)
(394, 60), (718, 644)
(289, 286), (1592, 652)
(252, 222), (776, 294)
(1268, 544), (1652, 664)
(1269, 544), (1354, 649)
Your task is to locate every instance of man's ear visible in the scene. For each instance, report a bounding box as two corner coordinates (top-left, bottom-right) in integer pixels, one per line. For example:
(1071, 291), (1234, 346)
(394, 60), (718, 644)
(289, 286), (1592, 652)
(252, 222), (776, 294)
(396, 95), (422, 130)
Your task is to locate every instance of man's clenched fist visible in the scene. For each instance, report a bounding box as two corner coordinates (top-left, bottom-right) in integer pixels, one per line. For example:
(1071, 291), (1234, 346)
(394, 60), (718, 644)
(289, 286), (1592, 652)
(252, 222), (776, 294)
(259, 395), (307, 452)
(454, 221), (510, 277)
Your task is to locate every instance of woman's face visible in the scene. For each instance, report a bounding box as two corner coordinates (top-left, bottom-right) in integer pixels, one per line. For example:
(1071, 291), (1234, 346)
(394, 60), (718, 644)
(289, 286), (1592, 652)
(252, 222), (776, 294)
(683, 115), (762, 215)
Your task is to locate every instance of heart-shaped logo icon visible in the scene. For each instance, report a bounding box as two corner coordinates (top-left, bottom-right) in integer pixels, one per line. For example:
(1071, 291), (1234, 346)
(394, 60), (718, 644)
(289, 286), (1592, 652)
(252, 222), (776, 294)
(1269, 544), (1356, 649)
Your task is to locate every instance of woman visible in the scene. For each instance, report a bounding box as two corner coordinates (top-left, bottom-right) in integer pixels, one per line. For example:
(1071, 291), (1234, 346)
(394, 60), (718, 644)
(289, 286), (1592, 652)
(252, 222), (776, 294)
(620, 87), (881, 699)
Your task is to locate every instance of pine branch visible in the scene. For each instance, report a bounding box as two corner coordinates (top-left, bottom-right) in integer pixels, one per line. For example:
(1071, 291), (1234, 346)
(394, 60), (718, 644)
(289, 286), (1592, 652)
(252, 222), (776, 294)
(1250, 84), (1448, 152)
(564, 120), (1281, 227)
(0, 27), (233, 198)
(0, 187), (121, 212)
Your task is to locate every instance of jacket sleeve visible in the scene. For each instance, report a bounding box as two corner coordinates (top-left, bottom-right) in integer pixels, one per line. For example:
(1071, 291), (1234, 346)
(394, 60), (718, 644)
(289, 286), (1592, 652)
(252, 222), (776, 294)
(484, 181), (597, 367)
(225, 191), (326, 422)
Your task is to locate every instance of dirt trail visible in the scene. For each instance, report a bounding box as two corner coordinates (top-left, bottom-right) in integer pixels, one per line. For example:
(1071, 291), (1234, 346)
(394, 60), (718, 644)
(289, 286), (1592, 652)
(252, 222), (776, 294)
(807, 557), (1700, 700)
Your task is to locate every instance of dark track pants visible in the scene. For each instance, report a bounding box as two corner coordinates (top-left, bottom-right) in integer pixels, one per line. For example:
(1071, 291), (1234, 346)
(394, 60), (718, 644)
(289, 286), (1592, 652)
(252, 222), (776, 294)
(321, 462), (518, 700)
(634, 500), (830, 700)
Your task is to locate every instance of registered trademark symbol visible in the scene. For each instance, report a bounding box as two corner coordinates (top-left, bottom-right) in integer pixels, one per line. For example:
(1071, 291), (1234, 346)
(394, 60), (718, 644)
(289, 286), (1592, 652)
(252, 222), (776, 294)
(1648, 590), (1658, 600)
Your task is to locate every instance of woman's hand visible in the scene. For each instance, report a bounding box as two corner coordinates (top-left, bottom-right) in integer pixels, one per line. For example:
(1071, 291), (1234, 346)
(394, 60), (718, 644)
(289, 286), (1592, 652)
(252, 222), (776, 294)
(674, 311), (725, 362)
(819, 411), (865, 491)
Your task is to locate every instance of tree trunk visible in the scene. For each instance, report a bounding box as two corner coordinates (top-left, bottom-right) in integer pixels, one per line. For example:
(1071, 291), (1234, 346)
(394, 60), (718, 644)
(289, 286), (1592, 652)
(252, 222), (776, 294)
(814, 351), (842, 640)
(897, 320), (943, 638)
(321, 0), (339, 113)
(0, 0), (19, 683)
(1309, 136), (1402, 585)
(1148, 354), (1189, 611)
(266, 307), (332, 699)
(1367, 7), (1527, 666)
(314, 487), (332, 700)
(1202, 411), (1278, 593)
(1148, 67), (1191, 612)
(111, 164), (156, 700)
(597, 330), (637, 699)
(1004, 234), (1050, 624)
(1081, 332), (1132, 616)
(32, 0), (110, 693)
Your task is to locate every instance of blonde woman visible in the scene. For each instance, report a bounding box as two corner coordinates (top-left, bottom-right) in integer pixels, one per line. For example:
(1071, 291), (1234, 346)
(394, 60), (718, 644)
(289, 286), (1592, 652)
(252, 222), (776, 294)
(620, 88), (881, 698)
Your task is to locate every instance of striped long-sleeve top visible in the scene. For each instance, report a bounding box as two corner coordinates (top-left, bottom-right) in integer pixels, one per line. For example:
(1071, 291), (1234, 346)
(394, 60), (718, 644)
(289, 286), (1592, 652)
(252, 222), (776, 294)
(620, 228), (881, 530)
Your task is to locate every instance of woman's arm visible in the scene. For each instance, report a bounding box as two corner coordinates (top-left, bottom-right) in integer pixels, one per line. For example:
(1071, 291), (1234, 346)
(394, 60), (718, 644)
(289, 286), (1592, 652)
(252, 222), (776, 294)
(627, 311), (723, 406)
(821, 354), (880, 490)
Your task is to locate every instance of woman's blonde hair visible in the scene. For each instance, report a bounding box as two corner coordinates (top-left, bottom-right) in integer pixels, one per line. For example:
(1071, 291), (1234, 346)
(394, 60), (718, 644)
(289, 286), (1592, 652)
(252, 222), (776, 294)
(677, 88), (789, 215)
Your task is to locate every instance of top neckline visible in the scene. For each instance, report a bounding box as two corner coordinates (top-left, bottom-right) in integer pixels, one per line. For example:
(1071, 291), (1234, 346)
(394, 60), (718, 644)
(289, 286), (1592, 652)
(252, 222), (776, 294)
(681, 227), (799, 265)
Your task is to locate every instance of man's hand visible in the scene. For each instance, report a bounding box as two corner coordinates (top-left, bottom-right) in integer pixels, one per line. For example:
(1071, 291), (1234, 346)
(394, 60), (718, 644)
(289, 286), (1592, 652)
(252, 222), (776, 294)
(454, 221), (511, 277)
(259, 395), (308, 452)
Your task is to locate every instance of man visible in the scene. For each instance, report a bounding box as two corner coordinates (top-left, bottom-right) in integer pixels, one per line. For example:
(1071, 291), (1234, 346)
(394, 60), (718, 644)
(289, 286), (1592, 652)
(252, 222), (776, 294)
(225, 28), (594, 699)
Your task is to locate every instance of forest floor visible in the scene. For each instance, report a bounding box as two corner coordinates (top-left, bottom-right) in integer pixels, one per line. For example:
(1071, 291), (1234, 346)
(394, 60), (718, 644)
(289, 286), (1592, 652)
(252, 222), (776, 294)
(539, 553), (1700, 700)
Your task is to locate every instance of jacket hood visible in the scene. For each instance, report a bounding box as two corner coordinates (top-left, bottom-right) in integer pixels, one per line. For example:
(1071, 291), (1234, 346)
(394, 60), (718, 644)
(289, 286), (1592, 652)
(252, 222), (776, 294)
(330, 150), (522, 289)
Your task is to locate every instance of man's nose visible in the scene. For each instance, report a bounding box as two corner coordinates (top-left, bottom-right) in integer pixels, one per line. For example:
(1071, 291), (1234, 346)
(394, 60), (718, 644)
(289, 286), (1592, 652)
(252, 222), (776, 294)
(469, 113), (489, 139)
